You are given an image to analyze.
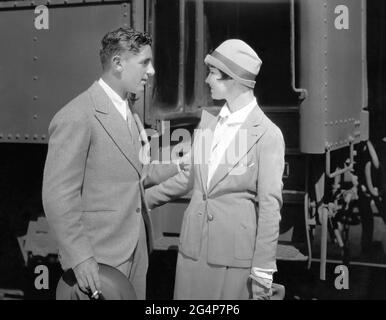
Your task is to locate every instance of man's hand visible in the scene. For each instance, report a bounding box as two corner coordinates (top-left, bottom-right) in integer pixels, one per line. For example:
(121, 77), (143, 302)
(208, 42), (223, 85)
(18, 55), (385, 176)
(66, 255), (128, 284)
(178, 160), (190, 172)
(178, 149), (192, 171)
(73, 257), (101, 299)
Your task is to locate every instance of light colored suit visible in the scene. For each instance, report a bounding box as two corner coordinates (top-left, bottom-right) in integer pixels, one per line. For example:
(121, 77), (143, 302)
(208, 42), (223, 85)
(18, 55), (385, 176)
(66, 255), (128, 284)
(146, 104), (285, 298)
(42, 82), (178, 298)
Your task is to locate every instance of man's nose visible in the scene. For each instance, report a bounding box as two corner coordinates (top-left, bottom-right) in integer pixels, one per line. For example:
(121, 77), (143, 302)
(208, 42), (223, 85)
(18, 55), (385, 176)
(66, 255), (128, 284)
(205, 75), (210, 84)
(147, 62), (155, 76)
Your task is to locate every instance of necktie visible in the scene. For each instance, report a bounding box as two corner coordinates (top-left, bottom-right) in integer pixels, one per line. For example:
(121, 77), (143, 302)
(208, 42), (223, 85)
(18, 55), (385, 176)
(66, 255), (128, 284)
(207, 115), (228, 187)
(125, 102), (133, 140)
(131, 111), (151, 166)
(211, 115), (228, 153)
(126, 102), (143, 151)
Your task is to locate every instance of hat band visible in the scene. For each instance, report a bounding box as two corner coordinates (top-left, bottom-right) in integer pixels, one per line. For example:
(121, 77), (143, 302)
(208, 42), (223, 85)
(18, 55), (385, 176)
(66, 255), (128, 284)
(210, 50), (256, 81)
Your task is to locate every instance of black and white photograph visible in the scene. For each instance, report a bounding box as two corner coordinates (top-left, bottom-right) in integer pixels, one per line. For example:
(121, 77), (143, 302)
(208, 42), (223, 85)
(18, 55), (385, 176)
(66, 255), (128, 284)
(0, 0), (386, 306)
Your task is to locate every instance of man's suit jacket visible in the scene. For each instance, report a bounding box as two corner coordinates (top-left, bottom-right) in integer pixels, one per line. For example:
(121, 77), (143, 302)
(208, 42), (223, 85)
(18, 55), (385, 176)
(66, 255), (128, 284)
(146, 105), (285, 270)
(42, 82), (178, 270)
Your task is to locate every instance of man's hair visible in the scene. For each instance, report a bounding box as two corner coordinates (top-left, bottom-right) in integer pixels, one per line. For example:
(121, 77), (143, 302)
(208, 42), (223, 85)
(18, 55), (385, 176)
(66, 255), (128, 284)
(99, 27), (152, 69)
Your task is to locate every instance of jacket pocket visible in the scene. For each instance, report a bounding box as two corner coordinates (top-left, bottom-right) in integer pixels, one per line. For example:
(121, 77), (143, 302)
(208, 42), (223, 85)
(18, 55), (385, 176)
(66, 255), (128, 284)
(234, 222), (255, 260)
(179, 211), (204, 258)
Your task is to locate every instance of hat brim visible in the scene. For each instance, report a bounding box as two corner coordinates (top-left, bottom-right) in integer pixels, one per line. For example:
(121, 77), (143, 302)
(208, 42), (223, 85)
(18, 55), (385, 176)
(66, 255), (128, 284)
(204, 54), (256, 89)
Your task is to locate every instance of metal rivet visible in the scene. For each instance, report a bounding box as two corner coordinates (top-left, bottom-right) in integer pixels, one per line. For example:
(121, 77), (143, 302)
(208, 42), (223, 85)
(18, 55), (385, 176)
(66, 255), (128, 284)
(8, 134), (12, 139)
(33, 37), (38, 42)
(33, 76), (38, 80)
(41, 135), (46, 140)
(33, 114), (38, 119)
(33, 56), (38, 61)
(33, 134), (38, 140)
(0, 134), (3, 139)
(123, 13), (128, 17)
(33, 96), (38, 100)
(15, 134), (20, 139)
(25, 134), (29, 140)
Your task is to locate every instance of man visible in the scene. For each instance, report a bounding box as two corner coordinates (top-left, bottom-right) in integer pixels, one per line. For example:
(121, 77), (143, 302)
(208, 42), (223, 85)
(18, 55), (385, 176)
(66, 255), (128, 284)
(42, 27), (179, 300)
(146, 39), (285, 299)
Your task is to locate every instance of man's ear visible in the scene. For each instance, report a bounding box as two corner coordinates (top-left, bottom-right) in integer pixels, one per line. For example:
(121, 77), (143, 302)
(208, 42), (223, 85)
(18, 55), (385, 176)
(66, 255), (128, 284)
(111, 54), (123, 72)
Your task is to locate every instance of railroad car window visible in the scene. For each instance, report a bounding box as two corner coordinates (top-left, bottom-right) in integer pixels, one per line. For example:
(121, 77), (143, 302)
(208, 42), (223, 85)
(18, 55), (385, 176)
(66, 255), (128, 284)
(152, 0), (180, 109)
(149, 0), (299, 122)
(205, 1), (298, 107)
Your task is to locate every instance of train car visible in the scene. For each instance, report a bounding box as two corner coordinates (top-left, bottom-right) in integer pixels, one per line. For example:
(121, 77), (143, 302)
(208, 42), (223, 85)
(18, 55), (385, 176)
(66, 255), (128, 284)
(0, 0), (385, 298)
(143, 0), (375, 282)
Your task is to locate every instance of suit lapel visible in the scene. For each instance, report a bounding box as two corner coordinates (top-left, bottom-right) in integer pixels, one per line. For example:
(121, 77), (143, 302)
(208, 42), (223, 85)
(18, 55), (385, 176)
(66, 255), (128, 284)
(89, 82), (142, 175)
(196, 112), (217, 192)
(207, 105), (268, 193)
(131, 109), (152, 183)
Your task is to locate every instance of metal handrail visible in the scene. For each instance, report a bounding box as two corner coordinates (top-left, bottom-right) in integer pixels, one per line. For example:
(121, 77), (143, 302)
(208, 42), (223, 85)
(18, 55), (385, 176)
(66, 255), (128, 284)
(290, 0), (308, 100)
(193, 0), (205, 109)
(177, 0), (186, 112)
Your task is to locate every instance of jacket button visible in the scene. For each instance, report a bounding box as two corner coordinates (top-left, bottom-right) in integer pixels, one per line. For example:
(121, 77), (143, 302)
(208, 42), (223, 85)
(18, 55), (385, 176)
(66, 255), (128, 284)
(207, 214), (214, 221)
(203, 194), (207, 201)
(136, 208), (141, 213)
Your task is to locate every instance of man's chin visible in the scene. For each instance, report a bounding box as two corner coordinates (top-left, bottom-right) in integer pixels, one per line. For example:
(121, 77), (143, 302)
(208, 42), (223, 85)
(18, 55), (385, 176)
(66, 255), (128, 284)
(128, 87), (144, 96)
(136, 85), (146, 93)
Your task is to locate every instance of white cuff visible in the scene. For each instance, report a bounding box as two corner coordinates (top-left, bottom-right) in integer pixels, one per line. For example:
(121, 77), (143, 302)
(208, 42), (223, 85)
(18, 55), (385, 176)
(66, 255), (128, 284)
(252, 267), (275, 280)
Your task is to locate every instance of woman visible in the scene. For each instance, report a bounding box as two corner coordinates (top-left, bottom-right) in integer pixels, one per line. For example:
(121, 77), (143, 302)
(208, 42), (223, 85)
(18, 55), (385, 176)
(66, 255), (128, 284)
(146, 39), (285, 300)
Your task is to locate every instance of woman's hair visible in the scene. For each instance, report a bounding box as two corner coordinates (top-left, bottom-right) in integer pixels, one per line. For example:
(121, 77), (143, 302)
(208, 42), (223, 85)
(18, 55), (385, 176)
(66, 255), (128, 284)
(217, 68), (233, 81)
(208, 64), (233, 81)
